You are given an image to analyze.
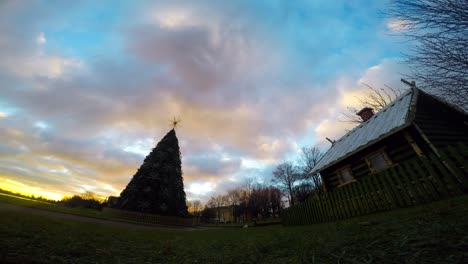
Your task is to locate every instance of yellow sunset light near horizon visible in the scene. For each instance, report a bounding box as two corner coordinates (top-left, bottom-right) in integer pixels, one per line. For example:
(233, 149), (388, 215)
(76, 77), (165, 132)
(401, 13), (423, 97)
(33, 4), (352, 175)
(0, 178), (64, 201)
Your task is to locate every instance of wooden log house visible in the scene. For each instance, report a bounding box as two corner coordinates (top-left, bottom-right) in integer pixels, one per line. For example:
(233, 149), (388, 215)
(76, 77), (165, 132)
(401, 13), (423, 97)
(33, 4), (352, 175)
(310, 87), (468, 192)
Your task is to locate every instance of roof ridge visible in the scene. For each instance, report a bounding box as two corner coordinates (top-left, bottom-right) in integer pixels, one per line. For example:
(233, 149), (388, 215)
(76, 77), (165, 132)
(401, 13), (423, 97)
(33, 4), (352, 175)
(332, 88), (414, 145)
(310, 87), (415, 175)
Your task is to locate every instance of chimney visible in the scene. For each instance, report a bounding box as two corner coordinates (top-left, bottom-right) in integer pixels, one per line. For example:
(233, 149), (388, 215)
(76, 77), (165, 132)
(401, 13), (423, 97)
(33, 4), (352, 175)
(357, 107), (374, 122)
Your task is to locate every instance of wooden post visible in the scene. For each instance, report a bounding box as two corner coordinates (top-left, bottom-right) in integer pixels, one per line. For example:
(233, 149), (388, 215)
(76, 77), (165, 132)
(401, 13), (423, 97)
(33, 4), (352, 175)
(403, 130), (425, 157)
(413, 123), (462, 182)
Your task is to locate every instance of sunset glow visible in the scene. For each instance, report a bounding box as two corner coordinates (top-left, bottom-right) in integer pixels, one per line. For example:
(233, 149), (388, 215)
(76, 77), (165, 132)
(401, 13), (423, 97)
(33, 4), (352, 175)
(0, 1), (410, 202)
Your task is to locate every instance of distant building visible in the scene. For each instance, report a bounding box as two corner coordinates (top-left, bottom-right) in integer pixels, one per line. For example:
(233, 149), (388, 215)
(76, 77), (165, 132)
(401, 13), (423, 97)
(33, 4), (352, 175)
(310, 87), (468, 192)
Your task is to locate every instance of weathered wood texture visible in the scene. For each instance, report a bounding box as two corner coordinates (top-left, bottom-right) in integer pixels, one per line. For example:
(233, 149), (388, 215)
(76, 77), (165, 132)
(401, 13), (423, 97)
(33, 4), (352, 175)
(282, 143), (468, 225)
(322, 132), (419, 191)
(414, 92), (468, 148)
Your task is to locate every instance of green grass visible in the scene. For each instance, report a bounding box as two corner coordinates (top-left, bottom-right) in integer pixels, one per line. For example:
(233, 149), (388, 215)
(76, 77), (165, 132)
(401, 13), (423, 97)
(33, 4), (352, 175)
(0, 193), (105, 218)
(202, 219), (282, 228)
(0, 194), (196, 228)
(1, 195), (468, 264)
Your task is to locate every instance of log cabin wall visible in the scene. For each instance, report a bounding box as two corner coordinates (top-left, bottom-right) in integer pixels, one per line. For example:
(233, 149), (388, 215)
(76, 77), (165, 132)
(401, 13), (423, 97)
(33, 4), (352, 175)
(414, 92), (468, 148)
(321, 130), (420, 191)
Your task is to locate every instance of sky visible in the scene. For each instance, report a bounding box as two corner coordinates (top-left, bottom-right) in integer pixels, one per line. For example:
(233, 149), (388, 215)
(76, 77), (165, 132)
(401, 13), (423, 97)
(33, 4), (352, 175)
(0, 0), (411, 202)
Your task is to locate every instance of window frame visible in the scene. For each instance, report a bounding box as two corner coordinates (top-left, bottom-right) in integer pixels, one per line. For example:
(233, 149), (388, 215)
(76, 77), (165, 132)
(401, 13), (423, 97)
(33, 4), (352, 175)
(334, 165), (356, 187)
(364, 148), (393, 173)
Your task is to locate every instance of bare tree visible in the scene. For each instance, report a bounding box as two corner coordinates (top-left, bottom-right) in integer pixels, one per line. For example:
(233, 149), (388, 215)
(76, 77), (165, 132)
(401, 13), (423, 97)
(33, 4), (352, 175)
(340, 83), (403, 124)
(188, 200), (203, 216)
(299, 147), (324, 174)
(298, 146), (325, 193)
(387, 0), (468, 110)
(271, 162), (301, 206)
(206, 194), (230, 222)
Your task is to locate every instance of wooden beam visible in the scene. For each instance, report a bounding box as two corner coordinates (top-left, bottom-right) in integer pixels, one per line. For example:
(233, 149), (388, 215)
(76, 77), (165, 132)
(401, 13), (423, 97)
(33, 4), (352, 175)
(413, 123), (463, 184)
(320, 173), (328, 193)
(403, 130), (425, 157)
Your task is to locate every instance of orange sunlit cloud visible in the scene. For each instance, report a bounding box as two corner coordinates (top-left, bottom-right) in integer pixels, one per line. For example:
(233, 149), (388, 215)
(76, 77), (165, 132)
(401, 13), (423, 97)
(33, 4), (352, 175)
(0, 1), (410, 202)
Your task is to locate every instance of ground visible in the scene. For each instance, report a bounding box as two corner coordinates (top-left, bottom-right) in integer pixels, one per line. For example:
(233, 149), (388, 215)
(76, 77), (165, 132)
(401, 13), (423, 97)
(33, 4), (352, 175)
(1, 195), (467, 264)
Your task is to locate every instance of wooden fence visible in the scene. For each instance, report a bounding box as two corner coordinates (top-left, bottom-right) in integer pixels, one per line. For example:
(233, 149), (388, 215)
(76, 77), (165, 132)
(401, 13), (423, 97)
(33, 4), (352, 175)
(102, 207), (197, 226)
(282, 143), (468, 225)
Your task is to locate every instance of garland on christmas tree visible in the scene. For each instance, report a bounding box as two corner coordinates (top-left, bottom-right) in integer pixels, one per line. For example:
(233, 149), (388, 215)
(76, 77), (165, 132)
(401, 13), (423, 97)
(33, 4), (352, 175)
(115, 129), (188, 216)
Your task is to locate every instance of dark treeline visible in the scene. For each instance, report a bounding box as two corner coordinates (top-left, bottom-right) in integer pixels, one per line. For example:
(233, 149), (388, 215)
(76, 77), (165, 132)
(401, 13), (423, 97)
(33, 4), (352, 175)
(201, 146), (325, 223)
(201, 184), (282, 223)
(60, 191), (105, 210)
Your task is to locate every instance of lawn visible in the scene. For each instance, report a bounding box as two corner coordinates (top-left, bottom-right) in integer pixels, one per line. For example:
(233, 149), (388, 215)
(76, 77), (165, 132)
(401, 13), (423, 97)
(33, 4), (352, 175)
(1, 195), (467, 264)
(0, 193), (104, 219)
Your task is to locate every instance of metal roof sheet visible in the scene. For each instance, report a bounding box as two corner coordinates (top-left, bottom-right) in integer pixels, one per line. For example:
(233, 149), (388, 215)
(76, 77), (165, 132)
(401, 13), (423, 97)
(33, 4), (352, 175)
(310, 88), (415, 174)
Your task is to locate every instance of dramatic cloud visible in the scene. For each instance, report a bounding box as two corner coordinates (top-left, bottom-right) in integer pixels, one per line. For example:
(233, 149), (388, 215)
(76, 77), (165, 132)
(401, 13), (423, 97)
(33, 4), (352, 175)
(0, 1), (411, 202)
(314, 58), (411, 147)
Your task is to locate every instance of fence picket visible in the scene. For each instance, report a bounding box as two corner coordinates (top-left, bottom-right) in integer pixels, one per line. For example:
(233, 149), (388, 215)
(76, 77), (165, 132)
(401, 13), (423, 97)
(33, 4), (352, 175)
(327, 190), (338, 220)
(349, 182), (364, 215)
(390, 166), (412, 206)
(367, 174), (385, 211)
(429, 153), (463, 195)
(361, 176), (378, 212)
(448, 145), (468, 174)
(440, 148), (468, 189)
(401, 162), (427, 204)
(334, 188), (346, 219)
(282, 143), (468, 225)
(322, 194), (330, 222)
(354, 178), (370, 214)
(335, 187), (349, 218)
(306, 198), (315, 223)
(411, 159), (439, 201)
(420, 156), (450, 198)
(342, 185), (356, 216)
(312, 198), (321, 223)
(380, 170), (399, 208)
(315, 196), (325, 223)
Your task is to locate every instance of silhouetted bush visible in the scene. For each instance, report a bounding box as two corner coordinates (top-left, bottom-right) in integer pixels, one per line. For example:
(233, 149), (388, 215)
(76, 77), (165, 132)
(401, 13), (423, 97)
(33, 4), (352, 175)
(60, 195), (103, 210)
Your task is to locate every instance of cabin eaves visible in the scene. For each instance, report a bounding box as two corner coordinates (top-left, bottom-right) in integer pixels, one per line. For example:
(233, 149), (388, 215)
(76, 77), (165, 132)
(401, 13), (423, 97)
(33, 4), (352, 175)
(310, 88), (416, 175)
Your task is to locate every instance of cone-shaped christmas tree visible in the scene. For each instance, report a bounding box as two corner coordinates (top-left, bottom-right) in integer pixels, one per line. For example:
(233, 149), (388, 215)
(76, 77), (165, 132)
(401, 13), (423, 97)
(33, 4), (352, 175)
(115, 129), (188, 216)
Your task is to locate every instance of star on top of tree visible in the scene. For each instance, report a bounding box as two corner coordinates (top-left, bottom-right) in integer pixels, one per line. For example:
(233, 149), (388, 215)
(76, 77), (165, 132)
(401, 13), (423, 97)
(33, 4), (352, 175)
(170, 117), (181, 129)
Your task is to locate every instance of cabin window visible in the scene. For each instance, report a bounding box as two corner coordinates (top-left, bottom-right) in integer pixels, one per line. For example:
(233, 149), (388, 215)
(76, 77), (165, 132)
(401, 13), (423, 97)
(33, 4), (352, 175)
(336, 166), (354, 184)
(365, 150), (392, 172)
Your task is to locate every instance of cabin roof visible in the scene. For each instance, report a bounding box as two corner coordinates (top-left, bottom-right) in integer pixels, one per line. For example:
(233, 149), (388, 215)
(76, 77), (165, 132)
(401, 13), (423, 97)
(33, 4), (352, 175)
(310, 88), (416, 175)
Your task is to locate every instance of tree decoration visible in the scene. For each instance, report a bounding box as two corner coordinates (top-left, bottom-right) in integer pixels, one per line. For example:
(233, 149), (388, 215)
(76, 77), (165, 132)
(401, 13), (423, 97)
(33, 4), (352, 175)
(114, 129), (188, 216)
